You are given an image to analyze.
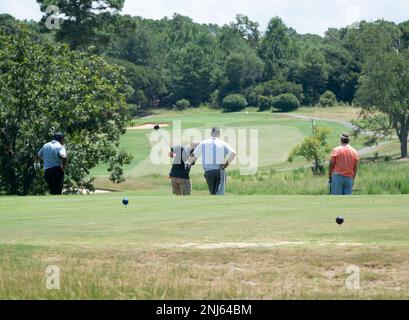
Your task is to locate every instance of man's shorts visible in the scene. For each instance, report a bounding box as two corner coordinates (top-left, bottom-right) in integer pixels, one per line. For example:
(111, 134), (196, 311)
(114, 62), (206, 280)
(171, 177), (192, 196)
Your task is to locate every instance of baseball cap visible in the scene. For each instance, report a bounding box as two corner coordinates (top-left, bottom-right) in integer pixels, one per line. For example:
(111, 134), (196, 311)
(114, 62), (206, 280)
(53, 132), (65, 141)
(341, 132), (350, 139)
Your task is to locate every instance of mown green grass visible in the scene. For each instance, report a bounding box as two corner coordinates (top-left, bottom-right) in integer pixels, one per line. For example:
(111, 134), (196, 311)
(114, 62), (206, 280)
(1, 195), (409, 299)
(293, 106), (361, 122)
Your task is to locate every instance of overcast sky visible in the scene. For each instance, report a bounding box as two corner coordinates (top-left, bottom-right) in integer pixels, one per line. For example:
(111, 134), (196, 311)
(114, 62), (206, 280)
(0, 0), (408, 35)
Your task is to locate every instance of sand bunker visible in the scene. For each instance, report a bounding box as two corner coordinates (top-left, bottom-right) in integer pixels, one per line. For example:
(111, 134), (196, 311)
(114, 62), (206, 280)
(77, 189), (114, 195)
(127, 123), (170, 130)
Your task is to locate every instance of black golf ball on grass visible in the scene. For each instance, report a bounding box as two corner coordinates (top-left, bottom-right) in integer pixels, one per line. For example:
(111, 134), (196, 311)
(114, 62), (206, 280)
(336, 216), (345, 225)
(122, 198), (129, 206)
(154, 124), (160, 131)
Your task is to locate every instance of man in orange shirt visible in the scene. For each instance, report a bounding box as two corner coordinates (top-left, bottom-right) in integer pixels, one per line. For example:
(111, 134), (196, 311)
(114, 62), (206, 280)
(328, 133), (360, 195)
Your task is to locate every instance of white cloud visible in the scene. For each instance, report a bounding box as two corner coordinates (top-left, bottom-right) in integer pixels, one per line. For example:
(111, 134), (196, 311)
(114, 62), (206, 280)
(0, 0), (408, 35)
(0, 0), (42, 21)
(122, 0), (409, 35)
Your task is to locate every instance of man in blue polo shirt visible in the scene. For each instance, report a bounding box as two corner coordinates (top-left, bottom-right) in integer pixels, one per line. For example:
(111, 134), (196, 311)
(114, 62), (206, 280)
(36, 132), (68, 195)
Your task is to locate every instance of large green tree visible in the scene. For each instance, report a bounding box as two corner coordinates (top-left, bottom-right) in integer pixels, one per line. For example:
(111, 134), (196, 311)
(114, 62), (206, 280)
(331, 20), (402, 102)
(342, 21), (401, 65)
(258, 17), (297, 80)
(293, 47), (329, 105)
(37, 0), (125, 49)
(355, 50), (409, 158)
(167, 42), (218, 106)
(222, 51), (264, 95)
(399, 21), (409, 49)
(229, 14), (260, 49)
(109, 59), (166, 108)
(0, 25), (131, 195)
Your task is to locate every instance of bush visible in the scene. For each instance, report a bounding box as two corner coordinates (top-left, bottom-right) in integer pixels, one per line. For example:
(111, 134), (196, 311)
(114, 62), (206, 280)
(319, 90), (337, 107)
(175, 99), (190, 110)
(209, 90), (220, 109)
(263, 80), (305, 102)
(288, 127), (332, 175)
(258, 95), (275, 111)
(221, 94), (248, 112)
(245, 84), (264, 107)
(272, 93), (300, 112)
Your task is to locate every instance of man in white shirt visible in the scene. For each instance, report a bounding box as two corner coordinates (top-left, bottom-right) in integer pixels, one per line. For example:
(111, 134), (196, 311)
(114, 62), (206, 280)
(185, 128), (236, 195)
(36, 132), (67, 195)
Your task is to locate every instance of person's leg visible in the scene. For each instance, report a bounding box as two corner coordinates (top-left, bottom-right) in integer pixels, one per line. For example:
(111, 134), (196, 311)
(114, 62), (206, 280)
(51, 168), (64, 195)
(49, 167), (59, 195)
(212, 171), (221, 195)
(181, 179), (192, 196)
(331, 174), (343, 195)
(342, 177), (354, 195)
(44, 169), (53, 194)
(57, 170), (64, 195)
(171, 178), (182, 196)
(216, 170), (226, 195)
(204, 172), (214, 194)
(205, 170), (221, 195)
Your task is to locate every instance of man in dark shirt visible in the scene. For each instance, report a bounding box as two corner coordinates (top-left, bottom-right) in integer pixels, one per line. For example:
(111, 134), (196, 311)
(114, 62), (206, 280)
(169, 142), (198, 196)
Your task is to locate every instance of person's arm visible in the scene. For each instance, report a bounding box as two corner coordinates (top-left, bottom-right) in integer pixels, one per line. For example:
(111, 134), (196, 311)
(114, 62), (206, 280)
(59, 147), (67, 172)
(353, 163), (358, 180)
(185, 143), (201, 167)
(185, 154), (197, 167)
(328, 159), (335, 181)
(34, 148), (43, 170)
(221, 144), (236, 169)
(61, 157), (67, 172)
(353, 156), (359, 181)
(169, 147), (175, 158)
(328, 148), (338, 181)
(36, 147), (43, 162)
(221, 152), (236, 169)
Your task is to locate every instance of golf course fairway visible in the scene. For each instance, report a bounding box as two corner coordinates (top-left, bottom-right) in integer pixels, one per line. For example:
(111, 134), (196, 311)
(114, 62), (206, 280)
(1, 194), (408, 299)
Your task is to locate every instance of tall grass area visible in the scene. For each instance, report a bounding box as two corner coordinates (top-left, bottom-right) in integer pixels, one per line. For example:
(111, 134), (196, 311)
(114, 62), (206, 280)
(192, 160), (409, 195)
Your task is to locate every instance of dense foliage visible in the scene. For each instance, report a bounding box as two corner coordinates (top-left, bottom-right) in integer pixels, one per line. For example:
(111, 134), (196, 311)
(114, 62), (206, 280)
(0, 25), (131, 195)
(9, 2), (406, 115)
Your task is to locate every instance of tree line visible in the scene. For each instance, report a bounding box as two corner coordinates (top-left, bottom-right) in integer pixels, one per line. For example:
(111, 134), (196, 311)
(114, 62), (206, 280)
(5, 1), (405, 113)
